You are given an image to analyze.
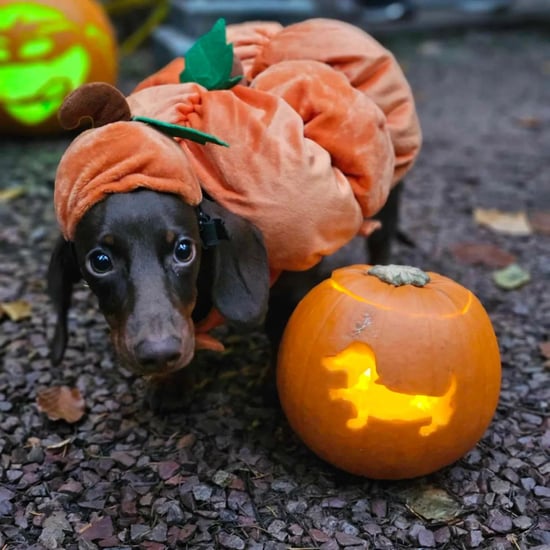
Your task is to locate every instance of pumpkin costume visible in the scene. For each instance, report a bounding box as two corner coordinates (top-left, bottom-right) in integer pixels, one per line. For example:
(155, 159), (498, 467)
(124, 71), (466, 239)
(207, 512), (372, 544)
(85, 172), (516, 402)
(54, 17), (421, 273)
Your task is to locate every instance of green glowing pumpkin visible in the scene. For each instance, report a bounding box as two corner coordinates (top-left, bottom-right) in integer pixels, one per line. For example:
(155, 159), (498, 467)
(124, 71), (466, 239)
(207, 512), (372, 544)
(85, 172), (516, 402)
(0, 0), (117, 135)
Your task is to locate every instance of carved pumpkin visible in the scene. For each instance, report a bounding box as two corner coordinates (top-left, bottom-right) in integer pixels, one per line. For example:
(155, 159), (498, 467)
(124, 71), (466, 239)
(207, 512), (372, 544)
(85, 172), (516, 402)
(0, 0), (117, 135)
(277, 264), (501, 479)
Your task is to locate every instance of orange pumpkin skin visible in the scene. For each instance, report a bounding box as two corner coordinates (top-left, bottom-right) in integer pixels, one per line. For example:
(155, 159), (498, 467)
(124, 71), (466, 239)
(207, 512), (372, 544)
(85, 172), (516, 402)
(277, 264), (501, 480)
(0, 0), (117, 135)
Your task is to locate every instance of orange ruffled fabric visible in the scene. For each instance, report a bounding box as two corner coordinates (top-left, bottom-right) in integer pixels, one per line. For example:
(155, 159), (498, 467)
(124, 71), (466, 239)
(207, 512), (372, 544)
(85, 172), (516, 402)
(127, 17), (424, 271)
(134, 18), (421, 186)
(55, 121), (202, 240)
(128, 72), (392, 271)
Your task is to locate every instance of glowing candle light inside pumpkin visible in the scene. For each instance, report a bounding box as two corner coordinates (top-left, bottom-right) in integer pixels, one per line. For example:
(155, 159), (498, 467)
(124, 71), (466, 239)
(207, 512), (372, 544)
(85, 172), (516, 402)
(277, 264), (501, 479)
(323, 342), (456, 436)
(0, 0), (116, 133)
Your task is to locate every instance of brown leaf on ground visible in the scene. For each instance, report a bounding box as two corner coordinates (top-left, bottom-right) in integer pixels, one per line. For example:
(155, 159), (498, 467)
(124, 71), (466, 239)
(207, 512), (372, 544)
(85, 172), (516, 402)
(516, 115), (541, 129)
(0, 300), (32, 321)
(473, 208), (532, 236)
(539, 342), (550, 360)
(36, 386), (86, 423)
(450, 242), (516, 268)
(529, 211), (550, 235)
(176, 433), (197, 449)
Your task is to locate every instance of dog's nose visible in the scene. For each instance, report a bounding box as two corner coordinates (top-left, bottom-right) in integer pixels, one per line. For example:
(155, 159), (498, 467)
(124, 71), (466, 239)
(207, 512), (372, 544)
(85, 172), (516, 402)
(135, 337), (182, 367)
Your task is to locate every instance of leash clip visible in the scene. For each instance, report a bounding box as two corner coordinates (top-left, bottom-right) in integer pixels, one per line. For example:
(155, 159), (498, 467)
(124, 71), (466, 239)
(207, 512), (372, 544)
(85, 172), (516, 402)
(197, 206), (228, 249)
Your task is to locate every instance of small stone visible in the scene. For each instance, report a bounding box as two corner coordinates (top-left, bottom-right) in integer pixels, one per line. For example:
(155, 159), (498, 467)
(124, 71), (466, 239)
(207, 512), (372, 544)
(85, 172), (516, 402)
(130, 524), (150, 542)
(176, 524), (197, 542)
(463, 494), (480, 506)
(321, 497), (347, 509)
(270, 479), (297, 494)
(534, 486), (550, 497)
(192, 484), (213, 502)
(490, 479), (511, 494)
(213, 469), (234, 487)
(363, 522), (382, 536)
(267, 519), (287, 542)
(416, 527), (435, 548)
(157, 461), (180, 480)
(339, 521), (360, 537)
(309, 529), (330, 543)
(156, 500), (184, 525)
(433, 526), (451, 544)
(513, 516), (533, 529)
(79, 516), (114, 542)
(26, 446), (45, 464)
(335, 532), (367, 546)
(148, 522), (167, 542)
(467, 530), (484, 548)
(58, 479), (84, 495)
(521, 477), (536, 490)
(286, 500), (307, 514)
(487, 510), (513, 533)
(288, 524), (303, 536)
(6, 469), (23, 482)
(38, 511), (71, 550)
(110, 451), (136, 468)
(501, 468), (519, 484)
(371, 499), (387, 518)
(218, 532), (245, 549)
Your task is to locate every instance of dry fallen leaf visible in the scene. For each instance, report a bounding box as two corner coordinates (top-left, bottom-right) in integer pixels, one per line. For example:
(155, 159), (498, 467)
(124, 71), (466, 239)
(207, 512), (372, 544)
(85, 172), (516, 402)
(36, 386), (86, 423)
(529, 210), (550, 235)
(450, 242), (515, 268)
(492, 264), (531, 290)
(516, 115), (541, 129)
(539, 342), (550, 360)
(0, 300), (32, 321)
(473, 208), (532, 236)
(402, 485), (462, 522)
(46, 438), (73, 450)
(177, 433), (197, 449)
(0, 186), (25, 202)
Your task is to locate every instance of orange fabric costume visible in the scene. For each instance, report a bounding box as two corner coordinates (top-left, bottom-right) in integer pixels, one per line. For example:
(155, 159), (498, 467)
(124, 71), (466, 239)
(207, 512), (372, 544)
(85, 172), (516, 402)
(55, 18), (421, 273)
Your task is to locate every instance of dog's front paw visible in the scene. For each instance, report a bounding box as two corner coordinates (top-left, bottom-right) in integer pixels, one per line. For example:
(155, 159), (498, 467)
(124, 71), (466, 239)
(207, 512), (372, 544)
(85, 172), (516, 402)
(145, 368), (195, 413)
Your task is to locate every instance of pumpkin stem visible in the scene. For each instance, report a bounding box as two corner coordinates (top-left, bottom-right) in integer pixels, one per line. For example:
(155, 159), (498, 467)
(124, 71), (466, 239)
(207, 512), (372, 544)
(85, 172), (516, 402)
(367, 265), (430, 287)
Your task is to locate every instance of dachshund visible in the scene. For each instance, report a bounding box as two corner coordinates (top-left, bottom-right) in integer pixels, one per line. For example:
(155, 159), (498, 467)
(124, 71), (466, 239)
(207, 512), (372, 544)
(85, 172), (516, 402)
(47, 184), (401, 411)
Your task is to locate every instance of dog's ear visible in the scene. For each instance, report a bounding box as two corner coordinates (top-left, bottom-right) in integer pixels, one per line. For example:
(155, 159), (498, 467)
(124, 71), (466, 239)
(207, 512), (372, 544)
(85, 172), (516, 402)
(200, 200), (270, 327)
(47, 236), (81, 365)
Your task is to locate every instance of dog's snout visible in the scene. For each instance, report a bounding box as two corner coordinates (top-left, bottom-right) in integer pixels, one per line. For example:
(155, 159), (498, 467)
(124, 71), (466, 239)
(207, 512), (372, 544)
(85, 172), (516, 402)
(135, 336), (182, 367)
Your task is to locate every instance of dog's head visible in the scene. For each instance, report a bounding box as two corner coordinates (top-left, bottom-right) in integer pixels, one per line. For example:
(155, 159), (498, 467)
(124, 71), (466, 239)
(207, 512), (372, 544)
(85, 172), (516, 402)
(47, 84), (269, 376)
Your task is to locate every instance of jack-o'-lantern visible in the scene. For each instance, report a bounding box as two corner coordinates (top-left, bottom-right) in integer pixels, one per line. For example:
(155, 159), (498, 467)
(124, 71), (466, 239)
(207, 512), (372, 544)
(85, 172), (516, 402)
(0, 0), (117, 135)
(277, 264), (501, 480)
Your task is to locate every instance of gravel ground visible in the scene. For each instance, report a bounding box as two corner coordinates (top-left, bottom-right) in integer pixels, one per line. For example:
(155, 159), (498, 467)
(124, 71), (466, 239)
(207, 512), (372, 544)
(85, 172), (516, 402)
(0, 27), (549, 550)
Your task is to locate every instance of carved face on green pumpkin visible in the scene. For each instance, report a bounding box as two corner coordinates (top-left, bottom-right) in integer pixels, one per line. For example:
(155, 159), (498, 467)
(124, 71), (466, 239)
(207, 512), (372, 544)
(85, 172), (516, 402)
(0, 3), (110, 128)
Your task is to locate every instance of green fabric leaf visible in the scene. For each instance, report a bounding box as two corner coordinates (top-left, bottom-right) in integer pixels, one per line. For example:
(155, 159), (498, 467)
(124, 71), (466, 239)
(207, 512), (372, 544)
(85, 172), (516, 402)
(133, 116), (228, 147)
(180, 18), (242, 90)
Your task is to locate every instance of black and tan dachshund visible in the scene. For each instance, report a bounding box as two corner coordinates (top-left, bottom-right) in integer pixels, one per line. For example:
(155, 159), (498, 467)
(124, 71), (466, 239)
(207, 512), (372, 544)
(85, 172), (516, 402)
(47, 185), (402, 410)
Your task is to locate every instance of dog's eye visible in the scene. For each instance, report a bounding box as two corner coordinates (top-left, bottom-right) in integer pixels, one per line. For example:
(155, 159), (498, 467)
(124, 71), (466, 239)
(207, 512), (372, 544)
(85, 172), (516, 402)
(174, 239), (195, 264)
(87, 250), (113, 275)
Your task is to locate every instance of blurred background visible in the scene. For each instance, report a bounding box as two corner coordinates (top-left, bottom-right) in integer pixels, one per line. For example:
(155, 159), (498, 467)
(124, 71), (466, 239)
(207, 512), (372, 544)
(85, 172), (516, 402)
(104, 0), (549, 66)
